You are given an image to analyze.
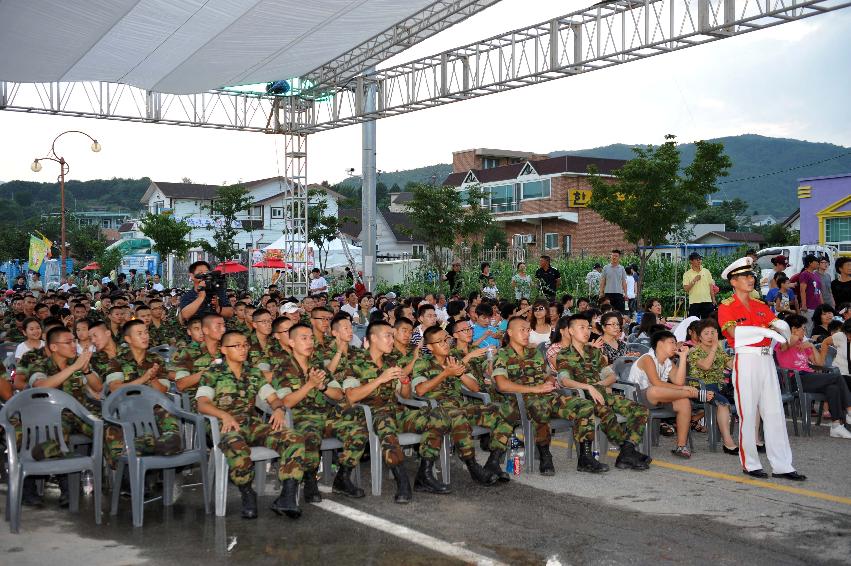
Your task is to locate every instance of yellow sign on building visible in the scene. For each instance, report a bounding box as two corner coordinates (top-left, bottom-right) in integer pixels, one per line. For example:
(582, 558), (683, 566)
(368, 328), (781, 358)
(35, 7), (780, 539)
(568, 189), (591, 207)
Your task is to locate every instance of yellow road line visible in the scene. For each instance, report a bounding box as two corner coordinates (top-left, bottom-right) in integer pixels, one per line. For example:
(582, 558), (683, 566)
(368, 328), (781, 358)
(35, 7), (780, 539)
(549, 439), (851, 506)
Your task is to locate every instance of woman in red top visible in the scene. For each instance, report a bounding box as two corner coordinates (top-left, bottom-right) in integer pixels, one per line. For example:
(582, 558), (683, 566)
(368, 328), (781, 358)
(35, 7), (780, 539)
(775, 314), (851, 439)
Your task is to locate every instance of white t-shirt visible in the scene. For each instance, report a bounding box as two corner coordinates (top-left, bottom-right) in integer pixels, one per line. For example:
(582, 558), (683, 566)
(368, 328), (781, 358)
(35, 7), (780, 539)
(628, 349), (672, 390)
(529, 328), (551, 346)
(309, 276), (328, 294)
(16, 340), (44, 362)
(626, 276), (636, 300)
(152, 283), (165, 292)
(340, 303), (360, 323)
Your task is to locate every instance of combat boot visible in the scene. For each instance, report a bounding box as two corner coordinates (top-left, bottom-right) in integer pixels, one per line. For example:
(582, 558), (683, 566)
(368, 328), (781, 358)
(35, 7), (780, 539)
(237, 484), (257, 519)
(57, 475), (69, 507)
(270, 479), (302, 519)
(413, 458), (452, 494)
(390, 462), (412, 504)
(537, 444), (555, 476)
(22, 477), (43, 507)
(615, 442), (649, 471)
(463, 457), (497, 486)
(577, 441), (610, 474)
(303, 468), (322, 503)
(484, 450), (511, 482)
(332, 465), (365, 498)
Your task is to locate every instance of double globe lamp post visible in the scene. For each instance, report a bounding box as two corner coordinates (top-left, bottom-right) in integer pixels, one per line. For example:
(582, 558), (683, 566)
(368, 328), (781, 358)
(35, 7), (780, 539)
(30, 131), (101, 280)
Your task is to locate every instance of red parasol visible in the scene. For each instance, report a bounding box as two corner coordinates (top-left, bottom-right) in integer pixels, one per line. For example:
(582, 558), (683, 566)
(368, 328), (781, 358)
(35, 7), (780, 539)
(81, 262), (100, 271)
(213, 260), (248, 273)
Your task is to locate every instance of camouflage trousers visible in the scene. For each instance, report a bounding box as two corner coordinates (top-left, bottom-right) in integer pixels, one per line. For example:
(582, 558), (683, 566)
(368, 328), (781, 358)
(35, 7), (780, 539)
(219, 419), (306, 486)
(372, 405), (449, 467)
(13, 413), (94, 460)
(292, 408), (368, 470)
(504, 393), (596, 445)
(105, 406), (182, 468)
(592, 386), (648, 446)
(441, 402), (514, 459)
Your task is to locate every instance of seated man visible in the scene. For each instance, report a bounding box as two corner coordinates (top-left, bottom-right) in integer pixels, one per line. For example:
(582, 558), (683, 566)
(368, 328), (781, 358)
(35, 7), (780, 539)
(493, 316), (608, 475)
(24, 328), (103, 506)
(196, 330), (307, 519)
(342, 321), (451, 504)
(554, 315), (650, 470)
(271, 323), (367, 501)
(628, 330), (711, 459)
(413, 325), (513, 484)
(104, 320), (182, 464)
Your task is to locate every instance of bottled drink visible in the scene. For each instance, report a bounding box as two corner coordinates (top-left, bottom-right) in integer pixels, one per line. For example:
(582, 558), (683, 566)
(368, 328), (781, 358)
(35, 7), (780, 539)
(513, 453), (521, 476)
(82, 471), (94, 496)
(505, 447), (515, 474)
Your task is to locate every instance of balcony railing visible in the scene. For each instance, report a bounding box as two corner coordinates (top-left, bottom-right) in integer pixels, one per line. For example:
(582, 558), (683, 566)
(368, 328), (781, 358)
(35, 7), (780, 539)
(490, 201), (519, 213)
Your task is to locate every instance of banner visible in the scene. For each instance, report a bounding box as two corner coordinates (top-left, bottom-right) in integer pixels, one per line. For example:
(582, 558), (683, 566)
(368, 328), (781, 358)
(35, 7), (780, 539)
(28, 234), (52, 272)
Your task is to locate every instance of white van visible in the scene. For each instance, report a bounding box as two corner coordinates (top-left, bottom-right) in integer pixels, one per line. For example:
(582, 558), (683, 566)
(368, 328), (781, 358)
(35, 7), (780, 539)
(756, 245), (837, 295)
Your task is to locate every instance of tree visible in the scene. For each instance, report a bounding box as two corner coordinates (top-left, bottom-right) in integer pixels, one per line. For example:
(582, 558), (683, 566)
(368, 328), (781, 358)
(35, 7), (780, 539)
(139, 212), (194, 260)
(307, 188), (353, 271)
(403, 183), (491, 274)
(198, 185), (254, 262)
(587, 135), (732, 304)
(96, 246), (124, 277)
(483, 225), (508, 249)
(67, 220), (106, 263)
(755, 223), (799, 246)
(390, 183), (401, 193)
(690, 198), (749, 231)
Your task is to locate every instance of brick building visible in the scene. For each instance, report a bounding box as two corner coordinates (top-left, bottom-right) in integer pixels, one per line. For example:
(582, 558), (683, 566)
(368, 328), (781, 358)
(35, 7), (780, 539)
(443, 149), (631, 256)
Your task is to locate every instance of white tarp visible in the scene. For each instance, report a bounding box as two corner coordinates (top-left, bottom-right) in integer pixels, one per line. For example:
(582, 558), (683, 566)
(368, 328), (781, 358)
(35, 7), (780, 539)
(0, 0), (435, 94)
(263, 236), (355, 269)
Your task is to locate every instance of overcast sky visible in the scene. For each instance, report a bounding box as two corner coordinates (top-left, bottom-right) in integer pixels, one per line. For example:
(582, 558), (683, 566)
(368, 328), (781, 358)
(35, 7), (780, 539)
(1, 0), (849, 188)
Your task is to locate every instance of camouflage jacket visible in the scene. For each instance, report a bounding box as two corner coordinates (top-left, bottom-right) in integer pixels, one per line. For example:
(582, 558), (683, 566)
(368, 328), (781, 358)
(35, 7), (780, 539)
(169, 340), (204, 382)
(149, 319), (181, 347)
(196, 362), (266, 424)
(554, 345), (605, 386)
(449, 347), (489, 387)
(105, 348), (167, 388)
(16, 347), (48, 386)
(90, 349), (117, 382)
(340, 349), (400, 409)
(411, 357), (467, 407)
(28, 355), (100, 413)
(386, 346), (417, 373)
(247, 333), (276, 369)
(274, 355), (341, 415)
(225, 318), (251, 334)
(492, 345), (548, 388)
(192, 345), (224, 376)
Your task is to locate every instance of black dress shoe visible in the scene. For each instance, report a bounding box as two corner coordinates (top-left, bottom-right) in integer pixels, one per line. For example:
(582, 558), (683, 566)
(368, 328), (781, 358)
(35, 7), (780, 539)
(743, 469), (768, 478)
(756, 443), (766, 453)
(722, 445), (739, 455)
(772, 471), (807, 482)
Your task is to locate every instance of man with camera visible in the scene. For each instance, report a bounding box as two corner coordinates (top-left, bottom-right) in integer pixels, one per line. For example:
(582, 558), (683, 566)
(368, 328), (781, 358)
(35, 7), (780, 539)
(179, 261), (233, 323)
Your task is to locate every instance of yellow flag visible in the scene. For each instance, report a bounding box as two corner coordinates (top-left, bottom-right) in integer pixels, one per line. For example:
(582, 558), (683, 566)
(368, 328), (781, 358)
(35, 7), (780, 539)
(28, 235), (52, 271)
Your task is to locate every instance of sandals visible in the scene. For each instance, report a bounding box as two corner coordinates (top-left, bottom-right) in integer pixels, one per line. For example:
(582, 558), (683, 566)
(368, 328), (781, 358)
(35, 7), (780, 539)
(671, 445), (691, 459)
(691, 421), (708, 433)
(659, 423), (675, 437)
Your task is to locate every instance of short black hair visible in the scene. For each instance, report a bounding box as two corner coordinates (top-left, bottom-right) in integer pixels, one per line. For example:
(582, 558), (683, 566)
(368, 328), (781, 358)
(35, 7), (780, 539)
(252, 308), (271, 320)
(836, 257), (851, 271)
(331, 312), (352, 330)
(201, 312), (224, 326)
(46, 326), (72, 346)
(367, 320), (392, 339)
(121, 318), (146, 337)
(221, 330), (248, 345)
(650, 330), (676, 349)
(417, 303), (435, 317)
(189, 260), (211, 274)
(423, 325), (444, 345)
(785, 314), (807, 330)
(394, 316), (414, 329)
(287, 322), (312, 336)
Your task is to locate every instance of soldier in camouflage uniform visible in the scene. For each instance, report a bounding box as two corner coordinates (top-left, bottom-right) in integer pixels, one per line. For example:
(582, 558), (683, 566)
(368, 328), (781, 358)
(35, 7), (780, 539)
(269, 322), (366, 501)
(246, 308), (276, 373)
(169, 316), (206, 405)
(493, 316), (609, 475)
(14, 315), (66, 390)
(387, 317), (420, 379)
(178, 313), (226, 406)
(88, 320), (120, 384)
(308, 307), (334, 367)
(21, 328), (103, 506)
(448, 319), (497, 398)
(342, 321), (451, 504)
(197, 330), (306, 520)
(148, 298), (180, 346)
(226, 301), (251, 333)
(103, 320), (182, 464)
(554, 315), (650, 470)
(413, 325), (513, 485)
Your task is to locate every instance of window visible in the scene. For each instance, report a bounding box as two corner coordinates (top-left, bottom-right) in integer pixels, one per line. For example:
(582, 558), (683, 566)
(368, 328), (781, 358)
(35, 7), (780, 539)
(250, 205), (263, 218)
(152, 200), (165, 214)
(521, 179), (551, 200)
(412, 244), (425, 258)
(489, 184), (514, 212)
(271, 207), (284, 218)
(102, 219), (111, 228)
(482, 157), (499, 169)
(563, 235), (572, 253)
(825, 217), (851, 243)
(544, 233), (559, 250)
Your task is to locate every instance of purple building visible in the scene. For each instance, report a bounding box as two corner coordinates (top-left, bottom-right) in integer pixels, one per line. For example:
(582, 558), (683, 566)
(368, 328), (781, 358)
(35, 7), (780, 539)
(797, 173), (851, 254)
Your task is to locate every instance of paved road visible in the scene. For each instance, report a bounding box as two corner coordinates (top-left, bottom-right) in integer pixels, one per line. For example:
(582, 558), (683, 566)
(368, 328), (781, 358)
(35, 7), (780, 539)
(2, 422), (849, 565)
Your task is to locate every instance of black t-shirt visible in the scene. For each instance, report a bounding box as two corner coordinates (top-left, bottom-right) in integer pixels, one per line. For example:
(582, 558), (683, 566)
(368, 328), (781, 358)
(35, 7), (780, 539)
(832, 278), (851, 307)
(535, 266), (561, 297)
(179, 285), (229, 318)
(445, 270), (462, 294)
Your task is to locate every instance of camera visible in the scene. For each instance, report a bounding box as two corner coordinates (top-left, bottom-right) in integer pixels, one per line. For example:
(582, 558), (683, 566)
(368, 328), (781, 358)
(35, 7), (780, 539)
(196, 270), (226, 297)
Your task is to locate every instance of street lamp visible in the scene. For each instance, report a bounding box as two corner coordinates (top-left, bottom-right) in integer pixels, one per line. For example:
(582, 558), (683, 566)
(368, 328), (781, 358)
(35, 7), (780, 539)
(31, 131), (101, 280)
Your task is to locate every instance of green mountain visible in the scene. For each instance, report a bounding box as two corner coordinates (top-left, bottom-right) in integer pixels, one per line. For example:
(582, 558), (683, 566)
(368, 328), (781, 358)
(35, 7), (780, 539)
(0, 178), (148, 223)
(337, 163), (454, 192)
(550, 134), (851, 218)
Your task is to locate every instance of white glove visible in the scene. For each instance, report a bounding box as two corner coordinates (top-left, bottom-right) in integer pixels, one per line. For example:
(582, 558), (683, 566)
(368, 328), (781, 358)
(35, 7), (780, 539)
(734, 325), (787, 347)
(770, 319), (792, 343)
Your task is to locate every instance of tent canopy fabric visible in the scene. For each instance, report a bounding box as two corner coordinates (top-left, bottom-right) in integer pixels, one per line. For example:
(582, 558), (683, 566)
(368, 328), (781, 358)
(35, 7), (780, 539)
(0, 0), (435, 94)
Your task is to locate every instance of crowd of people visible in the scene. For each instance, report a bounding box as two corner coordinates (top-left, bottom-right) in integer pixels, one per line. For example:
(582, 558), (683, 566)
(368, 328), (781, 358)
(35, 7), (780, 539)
(1, 251), (850, 523)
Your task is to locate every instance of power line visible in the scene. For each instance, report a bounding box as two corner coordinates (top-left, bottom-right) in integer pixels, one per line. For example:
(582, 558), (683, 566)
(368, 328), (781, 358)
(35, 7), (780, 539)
(717, 150), (851, 185)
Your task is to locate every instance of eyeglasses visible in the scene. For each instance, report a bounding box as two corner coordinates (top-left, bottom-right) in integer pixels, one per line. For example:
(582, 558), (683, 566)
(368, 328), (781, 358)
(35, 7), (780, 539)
(427, 337), (451, 345)
(534, 306), (546, 311)
(222, 343), (250, 349)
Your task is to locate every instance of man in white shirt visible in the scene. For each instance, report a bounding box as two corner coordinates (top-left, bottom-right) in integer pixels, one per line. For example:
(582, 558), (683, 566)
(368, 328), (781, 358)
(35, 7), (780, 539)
(434, 294), (448, 323)
(340, 290), (361, 323)
(308, 268), (328, 296)
(151, 274), (165, 293)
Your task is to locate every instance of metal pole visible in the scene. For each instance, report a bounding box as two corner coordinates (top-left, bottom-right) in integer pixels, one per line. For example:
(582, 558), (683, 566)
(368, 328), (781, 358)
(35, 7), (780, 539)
(361, 71), (377, 292)
(60, 159), (67, 281)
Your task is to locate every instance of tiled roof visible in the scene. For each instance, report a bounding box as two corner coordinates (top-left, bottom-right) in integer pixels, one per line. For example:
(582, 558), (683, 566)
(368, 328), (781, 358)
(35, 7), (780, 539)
(335, 208), (423, 244)
(699, 231), (765, 243)
(151, 181), (218, 200)
(442, 154), (628, 186)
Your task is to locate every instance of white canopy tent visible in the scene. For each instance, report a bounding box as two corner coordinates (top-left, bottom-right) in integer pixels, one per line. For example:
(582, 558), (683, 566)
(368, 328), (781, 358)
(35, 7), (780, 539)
(263, 235), (356, 270)
(0, 0), (438, 93)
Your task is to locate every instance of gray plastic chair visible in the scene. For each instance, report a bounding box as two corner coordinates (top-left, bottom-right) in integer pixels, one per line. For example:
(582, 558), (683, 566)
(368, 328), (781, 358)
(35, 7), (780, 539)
(148, 344), (176, 365)
(358, 396), (448, 496)
(624, 343), (650, 355)
(786, 368), (829, 436)
(206, 415), (281, 517)
(511, 391), (574, 476)
(0, 388), (104, 533)
(610, 380), (692, 457)
(102, 386), (209, 527)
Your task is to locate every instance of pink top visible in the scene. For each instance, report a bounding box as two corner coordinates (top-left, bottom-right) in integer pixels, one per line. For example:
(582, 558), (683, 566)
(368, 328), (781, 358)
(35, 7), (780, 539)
(774, 343), (813, 372)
